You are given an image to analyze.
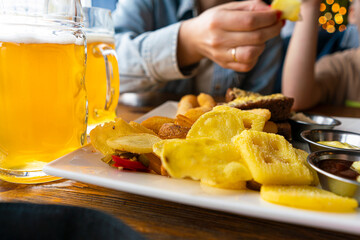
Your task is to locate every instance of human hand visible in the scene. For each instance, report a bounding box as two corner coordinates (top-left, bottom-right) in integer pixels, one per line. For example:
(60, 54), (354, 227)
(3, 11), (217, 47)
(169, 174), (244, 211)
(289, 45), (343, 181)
(178, 0), (283, 72)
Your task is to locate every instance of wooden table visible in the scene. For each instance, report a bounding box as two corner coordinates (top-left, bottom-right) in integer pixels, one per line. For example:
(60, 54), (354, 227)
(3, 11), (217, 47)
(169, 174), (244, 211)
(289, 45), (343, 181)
(0, 103), (359, 240)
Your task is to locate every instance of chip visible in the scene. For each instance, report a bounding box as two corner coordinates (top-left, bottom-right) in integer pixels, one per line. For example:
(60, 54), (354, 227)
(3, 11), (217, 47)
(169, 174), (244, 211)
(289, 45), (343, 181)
(295, 149), (319, 186)
(213, 106), (266, 131)
(129, 121), (156, 135)
(159, 138), (252, 189)
(90, 118), (141, 155)
(261, 185), (358, 212)
(106, 133), (161, 154)
(232, 130), (313, 185)
(271, 0), (301, 22)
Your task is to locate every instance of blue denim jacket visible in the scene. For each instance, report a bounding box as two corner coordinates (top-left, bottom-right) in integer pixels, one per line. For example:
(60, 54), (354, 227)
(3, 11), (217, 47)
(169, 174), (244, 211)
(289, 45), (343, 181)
(112, 0), (282, 96)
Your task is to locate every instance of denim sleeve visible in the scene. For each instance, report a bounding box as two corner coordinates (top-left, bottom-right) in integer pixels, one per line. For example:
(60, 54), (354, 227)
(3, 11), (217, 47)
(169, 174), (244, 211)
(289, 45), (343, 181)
(112, 0), (197, 93)
(240, 36), (283, 94)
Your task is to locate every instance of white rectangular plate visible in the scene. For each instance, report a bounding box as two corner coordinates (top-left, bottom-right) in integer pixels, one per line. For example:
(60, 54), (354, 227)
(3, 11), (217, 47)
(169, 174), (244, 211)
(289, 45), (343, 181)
(44, 101), (360, 235)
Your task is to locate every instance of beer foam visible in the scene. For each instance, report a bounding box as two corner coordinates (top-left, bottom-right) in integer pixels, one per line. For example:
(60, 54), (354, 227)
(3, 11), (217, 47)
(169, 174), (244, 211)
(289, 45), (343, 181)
(0, 25), (84, 44)
(86, 33), (115, 44)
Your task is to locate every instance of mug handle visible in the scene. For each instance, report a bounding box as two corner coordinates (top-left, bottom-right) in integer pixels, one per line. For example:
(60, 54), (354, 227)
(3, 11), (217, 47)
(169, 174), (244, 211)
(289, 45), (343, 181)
(93, 44), (118, 110)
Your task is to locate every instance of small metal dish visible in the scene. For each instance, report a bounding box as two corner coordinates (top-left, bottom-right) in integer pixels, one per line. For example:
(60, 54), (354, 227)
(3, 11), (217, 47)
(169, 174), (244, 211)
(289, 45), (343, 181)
(289, 113), (341, 141)
(301, 129), (360, 152)
(307, 150), (360, 202)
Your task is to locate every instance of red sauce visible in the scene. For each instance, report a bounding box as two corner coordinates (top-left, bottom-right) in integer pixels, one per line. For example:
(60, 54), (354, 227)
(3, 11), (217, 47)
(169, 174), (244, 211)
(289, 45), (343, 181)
(318, 160), (359, 180)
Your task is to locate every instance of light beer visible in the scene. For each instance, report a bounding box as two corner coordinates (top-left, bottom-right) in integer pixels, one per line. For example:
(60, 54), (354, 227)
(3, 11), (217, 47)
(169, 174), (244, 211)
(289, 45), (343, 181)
(85, 34), (120, 128)
(0, 37), (87, 183)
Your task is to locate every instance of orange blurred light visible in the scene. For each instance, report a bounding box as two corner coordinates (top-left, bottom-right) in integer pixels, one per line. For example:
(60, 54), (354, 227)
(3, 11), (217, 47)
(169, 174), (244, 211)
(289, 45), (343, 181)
(324, 12), (333, 20)
(339, 24), (347, 32)
(339, 7), (347, 15)
(328, 20), (335, 25)
(326, 0), (334, 4)
(326, 25), (336, 33)
(334, 13), (343, 24)
(320, 3), (327, 12)
(319, 16), (327, 24)
(332, 3), (340, 13)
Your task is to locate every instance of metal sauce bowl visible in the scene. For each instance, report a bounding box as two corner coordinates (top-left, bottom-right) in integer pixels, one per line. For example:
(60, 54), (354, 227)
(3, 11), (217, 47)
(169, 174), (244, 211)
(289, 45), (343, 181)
(307, 150), (360, 202)
(301, 129), (360, 152)
(289, 114), (341, 141)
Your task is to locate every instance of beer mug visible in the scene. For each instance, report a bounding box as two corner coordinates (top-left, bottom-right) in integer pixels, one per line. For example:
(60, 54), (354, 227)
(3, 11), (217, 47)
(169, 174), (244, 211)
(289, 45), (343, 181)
(83, 7), (120, 131)
(0, 0), (87, 183)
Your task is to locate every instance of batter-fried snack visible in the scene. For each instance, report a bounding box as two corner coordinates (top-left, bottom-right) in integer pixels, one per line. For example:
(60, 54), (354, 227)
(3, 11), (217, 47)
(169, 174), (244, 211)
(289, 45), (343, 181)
(176, 94), (199, 116)
(263, 121), (278, 134)
(158, 123), (190, 139)
(197, 93), (216, 108)
(184, 106), (212, 122)
(129, 121), (156, 135)
(225, 88), (261, 102)
(246, 109), (271, 122)
(271, 0), (301, 22)
(225, 88), (294, 121)
(140, 116), (175, 134)
(175, 114), (194, 128)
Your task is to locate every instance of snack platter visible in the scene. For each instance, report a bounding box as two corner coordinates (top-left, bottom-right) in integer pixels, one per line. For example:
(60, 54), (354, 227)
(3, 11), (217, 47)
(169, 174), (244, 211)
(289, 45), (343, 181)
(44, 101), (360, 235)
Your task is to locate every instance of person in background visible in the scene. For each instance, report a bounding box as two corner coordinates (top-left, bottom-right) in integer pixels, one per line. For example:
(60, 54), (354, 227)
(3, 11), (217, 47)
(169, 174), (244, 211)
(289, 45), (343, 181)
(282, 0), (360, 110)
(112, 0), (284, 97)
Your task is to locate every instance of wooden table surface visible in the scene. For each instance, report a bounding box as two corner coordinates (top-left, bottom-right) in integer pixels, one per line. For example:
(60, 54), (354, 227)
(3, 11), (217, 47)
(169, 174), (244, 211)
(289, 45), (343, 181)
(1, 102), (360, 240)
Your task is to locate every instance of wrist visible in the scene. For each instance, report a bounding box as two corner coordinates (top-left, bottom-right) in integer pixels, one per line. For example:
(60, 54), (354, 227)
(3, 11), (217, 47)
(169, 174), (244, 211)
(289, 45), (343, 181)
(177, 19), (203, 68)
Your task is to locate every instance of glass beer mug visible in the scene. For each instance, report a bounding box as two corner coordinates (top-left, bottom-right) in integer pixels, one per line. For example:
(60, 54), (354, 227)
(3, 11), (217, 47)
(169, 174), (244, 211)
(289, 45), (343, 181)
(83, 7), (120, 132)
(0, 0), (87, 183)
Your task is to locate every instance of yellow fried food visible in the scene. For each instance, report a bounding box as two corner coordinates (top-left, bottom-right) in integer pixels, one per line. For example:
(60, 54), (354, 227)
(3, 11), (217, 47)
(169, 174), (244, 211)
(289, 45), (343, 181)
(197, 93), (216, 108)
(158, 138), (251, 189)
(232, 130), (313, 185)
(153, 139), (178, 157)
(271, 0), (301, 22)
(140, 116), (175, 134)
(260, 185), (358, 212)
(187, 108), (245, 142)
(129, 121), (156, 135)
(295, 149), (319, 186)
(352, 161), (360, 173)
(158, 123), (190, 139)
(90, 118), (141, 155)
(184, 106), (212, 122)
(174, 114), (194, 128)
(263, 121), (278, 134)
(176, 94), (199, 116)
(351, 161), (360, 182)
(246, 109), (271, 121)
(213, 106), (266, 131)
(106, 133), (161, 154)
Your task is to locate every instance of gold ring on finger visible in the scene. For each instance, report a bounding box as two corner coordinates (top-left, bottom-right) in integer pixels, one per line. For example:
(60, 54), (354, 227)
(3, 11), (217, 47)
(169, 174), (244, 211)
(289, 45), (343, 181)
(231, 48), (238, 62)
